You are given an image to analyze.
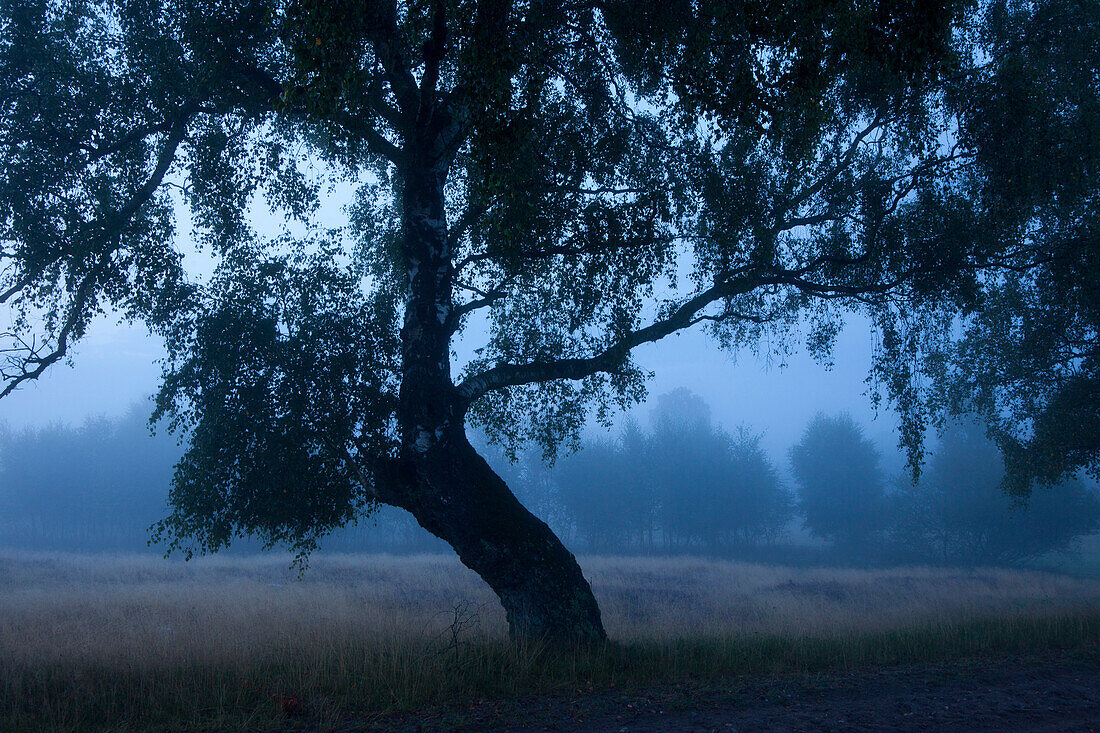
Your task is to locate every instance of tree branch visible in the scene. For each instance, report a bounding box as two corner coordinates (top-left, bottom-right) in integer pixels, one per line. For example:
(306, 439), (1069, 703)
(783, 114), (886, 214)
(325, 110), (404, 163)
(235, 60), (405, 163)
(368, 1), (421, 118)
(78, 119), (175, 165)
(0, 110), (192, 397)
(447, 288), (508, 331)
(326, 438), (415, 509)
(455, 273), (770, 405)
(0, 110), (191, 306)
(0, 257), (101, 399)
(454, 242), (957, 407)
(448, 199), (490, 250)
(418, 0), (448, 126)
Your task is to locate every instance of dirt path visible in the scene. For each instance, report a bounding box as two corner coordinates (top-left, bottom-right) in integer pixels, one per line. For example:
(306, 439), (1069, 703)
(350, 651), (1100, 732)
(510, 657), (1100, 732)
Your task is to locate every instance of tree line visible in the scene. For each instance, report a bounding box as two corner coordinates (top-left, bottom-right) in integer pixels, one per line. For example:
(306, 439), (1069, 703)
(4, 391), (1097, 565)
(0, 404), (180, 552)
(522, 390), (1100, 564)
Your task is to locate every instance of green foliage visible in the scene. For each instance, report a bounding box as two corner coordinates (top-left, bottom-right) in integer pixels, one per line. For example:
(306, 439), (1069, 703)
(0, 0), (286, 394)
(151, 238), (401, 559)
(875, 0), (1100, 489)
(2, 0), (1096, 559)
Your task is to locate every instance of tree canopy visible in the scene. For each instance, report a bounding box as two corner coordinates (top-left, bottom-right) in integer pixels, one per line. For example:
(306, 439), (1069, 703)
(2, 0), (1097, 642)
(889, 0), (1100, 493)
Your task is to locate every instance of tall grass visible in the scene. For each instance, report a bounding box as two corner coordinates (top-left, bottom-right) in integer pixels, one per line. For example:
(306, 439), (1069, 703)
(1, 552), (1098, 731)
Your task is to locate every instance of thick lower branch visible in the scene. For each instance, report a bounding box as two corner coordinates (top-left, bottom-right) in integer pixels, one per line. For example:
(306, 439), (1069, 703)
(455, 272), (769, 404)
(455, 252), (970, 406)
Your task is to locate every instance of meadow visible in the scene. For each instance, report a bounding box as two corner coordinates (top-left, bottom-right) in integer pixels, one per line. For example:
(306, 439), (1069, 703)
(2, 551), (1099, 731)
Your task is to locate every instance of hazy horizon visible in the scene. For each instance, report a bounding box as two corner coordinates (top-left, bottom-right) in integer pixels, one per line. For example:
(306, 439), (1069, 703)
(0, 309), (906, 473)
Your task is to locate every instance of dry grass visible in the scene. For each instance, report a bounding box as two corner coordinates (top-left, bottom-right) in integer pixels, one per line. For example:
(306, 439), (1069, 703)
(3, 552), (1097, 661)
(1, 551), (1099, 731)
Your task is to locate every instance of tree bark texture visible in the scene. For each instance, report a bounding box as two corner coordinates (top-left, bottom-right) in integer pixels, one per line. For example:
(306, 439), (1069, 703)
(390, 152), (607, 645)
(392, 429), (607, 644)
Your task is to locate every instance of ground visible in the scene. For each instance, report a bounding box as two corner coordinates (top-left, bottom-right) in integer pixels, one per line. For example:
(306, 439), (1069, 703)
(3, 552), (1099, 731)
(347, 650), (1100, 732)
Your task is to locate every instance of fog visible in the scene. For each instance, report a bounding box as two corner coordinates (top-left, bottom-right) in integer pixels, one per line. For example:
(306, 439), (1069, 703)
(2, 292), (1096, 567)
(1, 305), (903, 469)
(4, 373), (1096, 567)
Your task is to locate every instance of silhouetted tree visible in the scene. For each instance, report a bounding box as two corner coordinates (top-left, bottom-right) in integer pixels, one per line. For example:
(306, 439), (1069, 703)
(790, 413), (887, 557)
(4, 0), (1096, 642)
(869, 0), (1100, 488)
(725, 428), (793, 546)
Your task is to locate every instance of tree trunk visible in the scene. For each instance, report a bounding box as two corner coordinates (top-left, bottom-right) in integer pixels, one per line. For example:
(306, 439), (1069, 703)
(392, 429), (607, 644)
(391, 148), (606, 645)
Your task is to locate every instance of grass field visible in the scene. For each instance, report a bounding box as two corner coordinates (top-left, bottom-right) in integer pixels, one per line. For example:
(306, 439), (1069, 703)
(2, 551), (1099, 731)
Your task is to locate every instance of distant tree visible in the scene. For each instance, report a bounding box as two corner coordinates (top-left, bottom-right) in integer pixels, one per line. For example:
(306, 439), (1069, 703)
(645, 390), (721, 550)
(727, 428), (794, 546)
(555, 390), (791, 553)
(556, 418), (655, 552)
(790, 413), (887, 556)
(890, 421), (1100, 564)
(0, 404), (180, 550)
(645, 390), (791, 550)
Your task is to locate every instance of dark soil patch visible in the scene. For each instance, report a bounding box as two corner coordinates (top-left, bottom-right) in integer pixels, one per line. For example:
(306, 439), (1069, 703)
(327, 649), (1100, 732)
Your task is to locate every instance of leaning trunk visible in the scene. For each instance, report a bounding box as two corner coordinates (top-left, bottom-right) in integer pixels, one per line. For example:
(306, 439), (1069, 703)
(393, 150), (606, 645)
(395, 430), (607, 644)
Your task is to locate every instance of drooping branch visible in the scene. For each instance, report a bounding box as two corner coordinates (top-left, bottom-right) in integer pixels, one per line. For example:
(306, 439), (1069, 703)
(0, 110), (192, 307)
(0, 257), (101, 399)
(0, 111), (192, 396)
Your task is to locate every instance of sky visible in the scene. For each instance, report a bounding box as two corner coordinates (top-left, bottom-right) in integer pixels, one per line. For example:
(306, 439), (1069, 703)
(0, 170), (908, 473)
(0, 307), (906, 474)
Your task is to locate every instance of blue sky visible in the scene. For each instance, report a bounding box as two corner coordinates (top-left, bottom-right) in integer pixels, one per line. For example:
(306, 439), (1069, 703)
(0, 308), (905, 473)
